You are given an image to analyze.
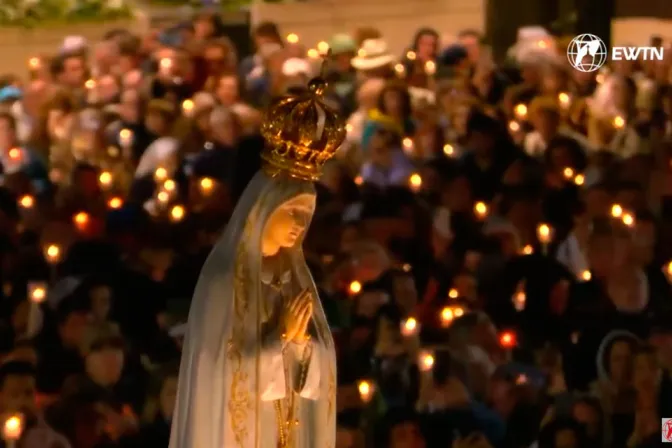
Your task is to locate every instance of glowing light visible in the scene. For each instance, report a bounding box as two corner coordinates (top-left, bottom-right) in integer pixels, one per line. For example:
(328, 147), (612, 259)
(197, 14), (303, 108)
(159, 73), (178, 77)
(406, 51), (416, 61)
(408, 173), (422, 192)
(73, 212), (89, 227)
(509, 121), (520, 132)
(170, 205), (185, 222)
(157, 191), (170, 203)
(558, 92), (570, 107)
(581, 270), (592, 281)
(182, 99), (195, 116)
(119, 128), (133, 148)
(163, 179), (176, 192)
(574, 174), (585, 186)
(28, 57), (40, 69)
(522, 245), (534, 255)
(448, 288), (458, 299)
(424, 60), (436, 76)
(400, 317), (418, 337)
(19, 195), (34, 208)
(474, 202), (488, 220)
(3, 414), (22, 440)
(514, 103), (528, 118)
(622, 213), (635, 227)
(108, 197), (123, 209)
(418, 351), (435, 372)
(443, 144), (454, 156)
(154, 167), (168, 181)
(348, 281), (362, 295)
(394, 64), (406, 76)
(357, 380), (374, 403)
(317, 41), (329, 53)
(45, 244), (60, 262)
(307, 49), (319, 59)
(563, 167), (574, 179)
(84, 79), (96, 90)
(537, 223), (552, 243)
(613, 115), (625, 129)
(199, 177), (214, 194)
(611, 204), (623, 218)
(499, 331), (516, 348)
(8, 148), (21, 161)
(29, 285), (46, 303)
(286, 33), (299, 44)
(99, 171), (113, 188)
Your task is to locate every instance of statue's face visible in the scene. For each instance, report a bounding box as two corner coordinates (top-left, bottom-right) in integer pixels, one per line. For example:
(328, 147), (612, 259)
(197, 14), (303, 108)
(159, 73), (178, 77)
(264, 193), (315, 249)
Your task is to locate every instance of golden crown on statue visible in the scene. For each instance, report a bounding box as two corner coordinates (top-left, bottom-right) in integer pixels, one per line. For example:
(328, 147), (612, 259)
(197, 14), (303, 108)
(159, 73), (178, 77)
(260, 51), (347, 181)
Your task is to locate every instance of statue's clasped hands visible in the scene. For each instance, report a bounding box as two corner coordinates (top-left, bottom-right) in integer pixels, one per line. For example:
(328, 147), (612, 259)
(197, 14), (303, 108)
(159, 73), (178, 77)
(283, 288), (313, 344)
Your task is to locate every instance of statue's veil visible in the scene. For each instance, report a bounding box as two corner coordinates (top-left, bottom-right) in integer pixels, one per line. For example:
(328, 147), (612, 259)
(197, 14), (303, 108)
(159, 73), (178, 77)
(169, 170), (336, 448)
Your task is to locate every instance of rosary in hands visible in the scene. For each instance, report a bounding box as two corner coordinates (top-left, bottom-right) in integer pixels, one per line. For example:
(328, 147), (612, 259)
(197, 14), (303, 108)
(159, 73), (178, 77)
(283, 288), (313, 344)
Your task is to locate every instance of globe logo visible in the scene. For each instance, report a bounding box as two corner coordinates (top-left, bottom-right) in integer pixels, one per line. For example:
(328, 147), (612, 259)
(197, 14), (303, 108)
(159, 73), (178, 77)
(567, 34), (608, 72)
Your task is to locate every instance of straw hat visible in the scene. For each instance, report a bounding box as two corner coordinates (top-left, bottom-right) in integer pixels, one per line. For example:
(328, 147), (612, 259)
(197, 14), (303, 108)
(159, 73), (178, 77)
(351, 39), (395, 70)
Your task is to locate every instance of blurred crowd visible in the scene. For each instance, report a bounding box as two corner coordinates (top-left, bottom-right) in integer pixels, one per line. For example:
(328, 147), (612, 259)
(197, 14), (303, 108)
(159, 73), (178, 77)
(0, 9), (671, 448)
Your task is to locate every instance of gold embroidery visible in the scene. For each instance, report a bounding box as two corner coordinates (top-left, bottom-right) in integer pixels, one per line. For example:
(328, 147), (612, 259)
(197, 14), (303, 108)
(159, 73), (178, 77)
(228, 211), (256, 446)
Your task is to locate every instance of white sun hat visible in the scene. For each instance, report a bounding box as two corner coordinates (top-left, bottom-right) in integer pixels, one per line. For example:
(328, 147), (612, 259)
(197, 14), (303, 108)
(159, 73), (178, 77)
(351, 39), (395, 70)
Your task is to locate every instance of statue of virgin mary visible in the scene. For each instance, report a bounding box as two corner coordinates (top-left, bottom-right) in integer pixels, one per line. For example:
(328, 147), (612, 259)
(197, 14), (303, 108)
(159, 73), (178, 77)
(169, 73), (346, 448)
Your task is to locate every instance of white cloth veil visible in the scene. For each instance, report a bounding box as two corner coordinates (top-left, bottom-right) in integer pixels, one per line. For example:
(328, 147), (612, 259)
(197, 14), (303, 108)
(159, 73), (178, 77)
(169, 170), (337, 448)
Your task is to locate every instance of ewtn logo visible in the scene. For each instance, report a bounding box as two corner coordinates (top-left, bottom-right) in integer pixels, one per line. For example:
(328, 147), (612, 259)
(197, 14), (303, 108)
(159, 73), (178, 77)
(567, 33), (665, 72)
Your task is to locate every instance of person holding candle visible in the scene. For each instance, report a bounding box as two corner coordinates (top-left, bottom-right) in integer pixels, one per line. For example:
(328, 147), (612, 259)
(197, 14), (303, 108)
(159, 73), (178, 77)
(0, 362), (71, 448)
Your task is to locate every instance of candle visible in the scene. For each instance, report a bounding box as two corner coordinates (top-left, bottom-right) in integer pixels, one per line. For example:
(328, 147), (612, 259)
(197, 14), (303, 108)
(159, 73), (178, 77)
(418, 350), (435, 372)
(514, 104), (527, 120)
(516, 374), (528, 385)
(27, 282), (47, 336)
(474, 202), (488, 221)
(512, 286), (526, 312)
(611, 204), (623, 218)
(159, 58), (172, 76)
(348, 280), (362, 296)
(574, 174), (585, 186)
(622, 213), (635, 228)
(400, 317), (419, 337)
(499, 330), (517, 349)
(508, 121), (521, 132)
(402, 263), (412, 272)
(402, 138), (414, 156)
(580, 270), (592, 281)
(163, 179), (177, 193)
(440, 307), (454, 327)
(28, 57), (40, 70)
(8, 148), (21, 162)
(3, 414), (22, 445)
(357, 380), (375, 403)
(199, 177), (214, 195)
(317, 41), (329, 53)
(286, 33), (299, 44)
(119, 128), (133, 150)
(85, 79), (97, 103)
(394, 64), (406, 77)
(170, 205), (185, 222)
(98, 171), (113, 189)
(448, 288), (458, 299)
(307, 49), (319, 59)
(108, 197), (123, 209)
(562, 167), (574, 180)
(182, 99), (195, 117)
(424, 60), (436, 76)
(537, 223), (553, 254)
(73, 212), (89, 231)
(354, 175), (363, 186)
(521, 244), (534, 255)
(406, 51), (416, 61)
(408, 173), (422, 193)
(157, 191), (170, 204)
(558, 92), (571, 108)
(44, 244), (60, 264)
(154, 167), (168, 182)
(613, 115), (625, 129)
(19, 195), (34, 209)
(443, 144), (454, 156)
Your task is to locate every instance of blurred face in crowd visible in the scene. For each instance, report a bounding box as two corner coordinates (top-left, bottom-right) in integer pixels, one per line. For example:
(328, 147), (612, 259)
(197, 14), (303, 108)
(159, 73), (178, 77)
(60, 55), (86, 88)
(97, 75), (120, 103)
(608, 340), (634, 386)
(441, 175), (472, 212)
(211, 110), (240, 147)
(415, 33), (436, 61)
(587, 234), (614, 278)
(633, 350), (660, 393)
(611, 233), (634, 271)
(584, 187), (610, 218)
(0, 374), (36, 417)
(554, 429), (578, 448)
(389, 421), (425, 448)
(216, 75), (239, 106)
(119, 89), (140, 124)
(160, 375), (178, 420)
(205, 44), (230, 75)
(90, 286), (112, 322)
(254, 32), (279, 51)
(87, 347), (124, 386)
(459, 33), (481, 65)
(0, 116), (16, 150)
(532, 110), (560, 140)
(194, 17), (215, 40)
(59, 311), (90, 349)
(547, 145), (573, 171)
(262, 193), (315, 253)
(465, 130), (494, 157)
(145, 111), (169, 136)
(572, 401), (601, 440)
(382, 89), (404, 118)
